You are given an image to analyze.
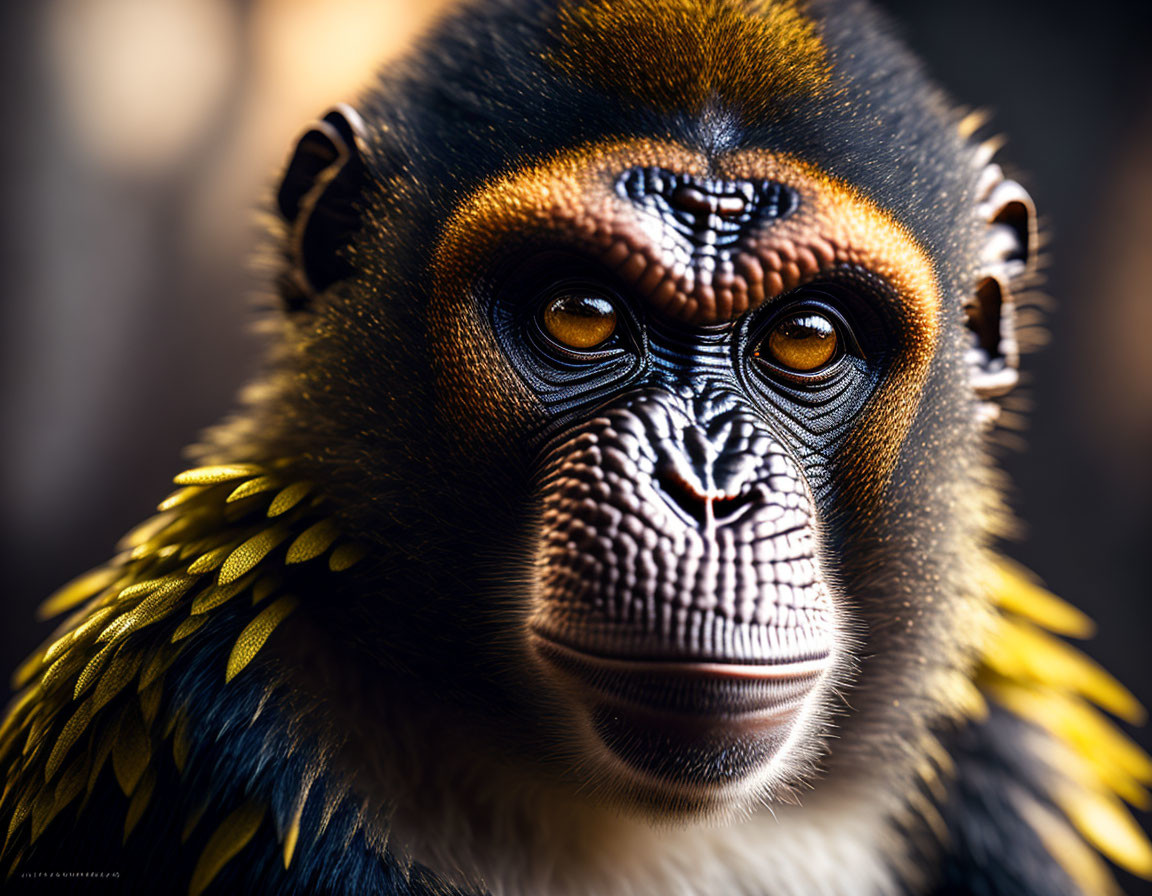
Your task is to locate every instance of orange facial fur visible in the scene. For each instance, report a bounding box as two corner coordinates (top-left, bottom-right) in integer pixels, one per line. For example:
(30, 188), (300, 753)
(433, 138), (940, 481)
(547, 0), (833, 118)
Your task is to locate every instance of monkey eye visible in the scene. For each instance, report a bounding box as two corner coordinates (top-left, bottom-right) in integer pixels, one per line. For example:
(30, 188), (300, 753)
(757, 311), (840, 374)
(540, 290), (619, 351)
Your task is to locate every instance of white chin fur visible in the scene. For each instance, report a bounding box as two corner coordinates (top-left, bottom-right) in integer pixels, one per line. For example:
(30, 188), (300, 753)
(383, 647), (909, 896)
(389, 778), (904, 896)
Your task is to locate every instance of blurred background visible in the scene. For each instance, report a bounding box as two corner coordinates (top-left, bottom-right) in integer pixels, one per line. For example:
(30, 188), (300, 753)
(0, 0), (1149, 889)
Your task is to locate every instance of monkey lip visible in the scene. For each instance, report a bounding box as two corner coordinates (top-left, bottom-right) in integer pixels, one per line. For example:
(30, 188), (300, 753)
(530, 630), (828, 723)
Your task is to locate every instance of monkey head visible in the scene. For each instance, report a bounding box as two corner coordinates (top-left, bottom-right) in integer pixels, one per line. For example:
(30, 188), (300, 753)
(267, 0), (1035, 822)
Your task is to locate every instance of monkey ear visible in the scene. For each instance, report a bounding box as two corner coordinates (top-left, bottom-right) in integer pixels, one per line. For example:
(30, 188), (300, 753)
(277, 104), (369, 309)
(965, 166), (1037, 416)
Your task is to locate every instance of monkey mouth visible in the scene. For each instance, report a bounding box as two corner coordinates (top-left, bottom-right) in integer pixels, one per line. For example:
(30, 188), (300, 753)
(532, 632), (828, 718)
(530, 630), (830, 790)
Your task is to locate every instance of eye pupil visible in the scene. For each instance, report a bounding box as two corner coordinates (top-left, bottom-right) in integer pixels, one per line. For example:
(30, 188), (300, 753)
(764, 312), (838, 372)
(542, 292), (618, 350)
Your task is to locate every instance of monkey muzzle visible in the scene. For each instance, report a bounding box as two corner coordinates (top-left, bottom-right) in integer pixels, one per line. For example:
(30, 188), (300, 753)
(528, 391), (837, 797)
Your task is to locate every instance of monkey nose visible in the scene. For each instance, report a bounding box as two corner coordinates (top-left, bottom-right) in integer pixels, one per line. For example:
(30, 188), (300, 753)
(651, 413), (768, 528)
(654, 464), (760, 529)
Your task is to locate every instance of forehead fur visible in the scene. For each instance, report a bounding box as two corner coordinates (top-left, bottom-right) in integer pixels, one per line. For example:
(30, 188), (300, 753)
(547, 0), (832, 118)
(353, 0), (982, 302)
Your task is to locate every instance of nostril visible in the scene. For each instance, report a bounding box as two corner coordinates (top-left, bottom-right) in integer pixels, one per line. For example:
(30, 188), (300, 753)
(654, 467), (758, 528)
(710, 490), (757, 525)
(655, 467), (709, 527)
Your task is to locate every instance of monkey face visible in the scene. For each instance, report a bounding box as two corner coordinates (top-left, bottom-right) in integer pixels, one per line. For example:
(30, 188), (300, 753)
(416, 141), (944, 815)
(279, 0), (1029, 826)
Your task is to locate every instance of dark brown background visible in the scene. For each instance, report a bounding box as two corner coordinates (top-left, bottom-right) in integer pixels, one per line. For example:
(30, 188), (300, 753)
(1, 0), (1149, 891)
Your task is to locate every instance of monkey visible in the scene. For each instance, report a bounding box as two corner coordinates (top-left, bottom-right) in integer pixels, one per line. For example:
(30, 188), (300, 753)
(1, 0), (1149, 894)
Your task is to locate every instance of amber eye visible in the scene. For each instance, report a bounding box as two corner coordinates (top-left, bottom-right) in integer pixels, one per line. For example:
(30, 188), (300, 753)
(762, 311), (839, 373)
(541, 291), (618, 350)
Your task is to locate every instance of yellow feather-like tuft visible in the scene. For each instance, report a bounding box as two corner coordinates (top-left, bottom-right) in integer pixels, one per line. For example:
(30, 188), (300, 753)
(178, 535), (225, 562)
(1075, 737), (1150, 811)
(983, 555), (1152, 881)
(187, 545), (235, 575)
(62, 606), (118, 653)
(40, 650), (86, 695)
(160, 705), (180, 739)
(0, 455), (344, 873)
(251, 575), (280, 606)
(6, 783), (35, 847)
(1056, 783), (1152, 880)
(187, 801), (265, 896)
(126, 512), (207, 561)
(173, 464), (264, 486)
(987, 682), (1152, 790)
(51, 754), (87, 821)
(218, 527), (291, 585)
(139, 680), (163, 727)
(171, 614), (210, 642)
(172, 713), (190, 774)
(86, 709), (121, 795)
(38, 566), (121, 620)
(28, 789), (56, 844)
(158, 486), (209, 512)
(956, 107), (992, 140)
(1016, 789), (1122, 896)
(154, 544), (182, 562)
(74, 642), (116, 700)
(95, 573), (197, 644)
(123, 766), (155, 842)
(286, 519), (340, 564)
(225, 597), (299, 684)
(117, 512), (178, 551)
(112, 708), (151, 796)
(191, 572), (256, 615)
(91, 648), (143, 713)
(22, 715), (50, 759)
(139, 642), (183, 691)
(113, 578), (166, 605)
(283, 762), (321, 868)
(329, 543), (367, 572)
(0, 690), (38, 754)
(986, 617), (1144, 723)
(226, 475), (281, 503)
(283, 810), (301, 869)
(44, 699), (93, 782)
(267, 482), (313, 518)
(989, 558), (1094, 638)
(11, 650), (47, 691)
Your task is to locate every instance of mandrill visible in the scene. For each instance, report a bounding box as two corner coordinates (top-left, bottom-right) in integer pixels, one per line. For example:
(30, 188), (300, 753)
(2, 1), (1150, 894)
